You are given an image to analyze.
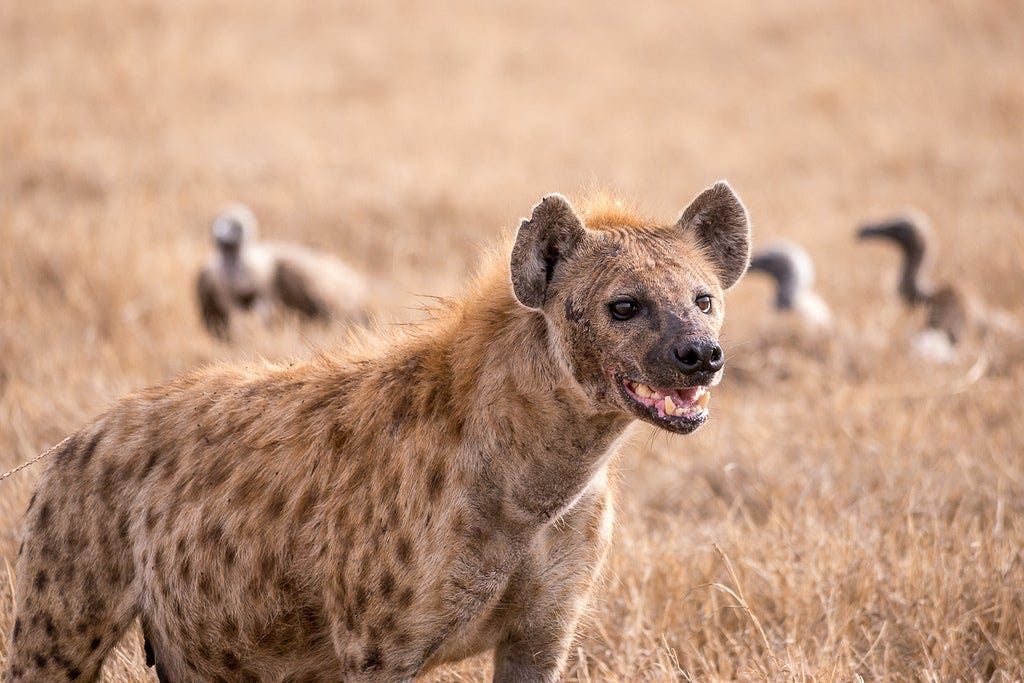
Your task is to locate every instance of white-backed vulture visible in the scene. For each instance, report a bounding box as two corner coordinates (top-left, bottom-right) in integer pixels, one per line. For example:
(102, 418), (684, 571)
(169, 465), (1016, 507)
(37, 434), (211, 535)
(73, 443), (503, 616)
(196, 204), (370, 340)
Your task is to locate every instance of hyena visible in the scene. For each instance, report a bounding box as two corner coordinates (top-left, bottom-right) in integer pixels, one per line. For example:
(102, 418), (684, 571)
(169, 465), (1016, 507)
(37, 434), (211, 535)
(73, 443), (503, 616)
(3, 181), (750, 682)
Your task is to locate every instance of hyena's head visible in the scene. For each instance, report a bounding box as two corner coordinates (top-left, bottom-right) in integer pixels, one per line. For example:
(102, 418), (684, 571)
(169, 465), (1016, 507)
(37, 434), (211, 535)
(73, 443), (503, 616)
(510, 181), (750, 434)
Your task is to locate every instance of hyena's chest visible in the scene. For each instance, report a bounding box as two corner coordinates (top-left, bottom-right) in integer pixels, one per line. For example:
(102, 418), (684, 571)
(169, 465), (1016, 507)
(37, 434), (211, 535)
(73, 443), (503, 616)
(329, 504), (533, 677)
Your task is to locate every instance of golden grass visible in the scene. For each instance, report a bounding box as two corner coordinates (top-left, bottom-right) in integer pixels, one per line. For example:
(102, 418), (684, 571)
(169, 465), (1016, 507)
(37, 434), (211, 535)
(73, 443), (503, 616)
(2, 0), (1023, 679)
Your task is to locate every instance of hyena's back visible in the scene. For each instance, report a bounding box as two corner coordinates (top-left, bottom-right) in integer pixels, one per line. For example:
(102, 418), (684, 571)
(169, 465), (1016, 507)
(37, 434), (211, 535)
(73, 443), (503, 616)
(4, 367), (349, 681)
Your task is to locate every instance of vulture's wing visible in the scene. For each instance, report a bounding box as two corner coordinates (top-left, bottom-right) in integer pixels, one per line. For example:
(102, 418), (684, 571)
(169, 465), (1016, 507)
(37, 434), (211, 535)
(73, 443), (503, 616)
(273, 258), (330, 320)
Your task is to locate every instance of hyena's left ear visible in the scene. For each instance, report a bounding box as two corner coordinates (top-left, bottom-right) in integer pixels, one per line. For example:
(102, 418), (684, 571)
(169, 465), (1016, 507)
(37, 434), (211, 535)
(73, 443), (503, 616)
(510, 194), (586, 309)
(676, 181), (751, 290)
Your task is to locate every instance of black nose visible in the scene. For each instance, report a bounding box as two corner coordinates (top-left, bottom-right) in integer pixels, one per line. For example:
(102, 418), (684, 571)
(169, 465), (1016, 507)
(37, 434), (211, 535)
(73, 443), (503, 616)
(672, 339), (724, 375)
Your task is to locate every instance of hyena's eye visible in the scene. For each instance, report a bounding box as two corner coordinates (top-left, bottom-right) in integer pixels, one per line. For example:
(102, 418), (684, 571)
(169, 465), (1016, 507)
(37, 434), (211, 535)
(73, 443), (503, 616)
(609, 299), (640, 321)
(695, 295), (713, 314)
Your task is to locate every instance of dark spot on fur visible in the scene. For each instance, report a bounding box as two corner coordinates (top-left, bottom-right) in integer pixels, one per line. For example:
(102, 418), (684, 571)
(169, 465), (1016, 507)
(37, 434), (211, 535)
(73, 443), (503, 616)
(43, 614), (55, 636)
(233, 478), (259, 506)
(451, 511), (468, 537)
(396, 536), (412, 565)
(55, 435), (79, 464)
(301, 390), (337, 418)
(40, 542), (58, 562)
(203, 458), (232, 489)
(79, 429), (104, 469)
(201, 521), (224, 545)
(222, 649), (241, 670)
(221, 616), (239, 639)
(361, 647), (383, 672)
(33, 652), (48, 668)
(139, 449), (160, 480)
(224, 544), (236, 566)
(179, 556), (192, 582)
(118, 511), (131, 540)
(13, 617), (22, 641)
(89, 636), (101, 651)
(398, 586), (415, 608)
(198, 571), (214, 597)
(145, 508), (160, 532)
(98, 461), (118, 501)
(427, 462), (445, 501)
(326, 421), (351, 453)
(37, 502), (51, 530)
(67, 666), (81, 679)
(34, 570), (48, 591)
(564, 297), (585, 324)
(380, 611), (397, 631)
(266, 491), (287, 519)
(379, 571), (395, 597)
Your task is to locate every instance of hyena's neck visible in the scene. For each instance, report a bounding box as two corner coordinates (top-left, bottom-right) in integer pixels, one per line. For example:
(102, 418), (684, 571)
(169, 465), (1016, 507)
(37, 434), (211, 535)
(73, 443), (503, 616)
(424, 274), (631, 525)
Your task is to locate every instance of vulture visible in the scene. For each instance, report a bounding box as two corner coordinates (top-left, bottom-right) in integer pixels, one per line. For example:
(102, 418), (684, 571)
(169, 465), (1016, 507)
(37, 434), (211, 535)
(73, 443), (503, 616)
(857, 213), (967, 363)
(196, 204), (370, 340)
(747, 240), (833, 331)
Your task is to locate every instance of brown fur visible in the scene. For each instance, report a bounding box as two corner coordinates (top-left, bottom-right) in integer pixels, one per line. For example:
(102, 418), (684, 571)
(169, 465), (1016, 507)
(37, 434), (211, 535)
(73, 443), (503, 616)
(3, 182), (750, 682)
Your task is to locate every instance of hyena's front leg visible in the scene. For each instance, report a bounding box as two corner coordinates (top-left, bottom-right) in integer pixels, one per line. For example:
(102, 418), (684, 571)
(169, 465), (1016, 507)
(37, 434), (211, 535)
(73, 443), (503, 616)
(492, 484), (614, 683)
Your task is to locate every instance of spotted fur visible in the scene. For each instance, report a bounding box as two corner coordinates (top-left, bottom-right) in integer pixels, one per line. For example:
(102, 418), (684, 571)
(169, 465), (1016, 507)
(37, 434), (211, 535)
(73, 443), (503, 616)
(4, 182), (750, 682)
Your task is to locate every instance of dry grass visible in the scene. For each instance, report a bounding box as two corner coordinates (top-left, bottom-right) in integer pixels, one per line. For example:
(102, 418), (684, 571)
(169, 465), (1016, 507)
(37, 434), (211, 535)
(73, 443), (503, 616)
(2, 0), (1023, 680)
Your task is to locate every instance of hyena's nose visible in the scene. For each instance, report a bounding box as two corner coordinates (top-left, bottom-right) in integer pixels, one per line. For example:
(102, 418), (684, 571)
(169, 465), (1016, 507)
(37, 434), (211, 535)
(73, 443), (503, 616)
(672, 339), (724, 375)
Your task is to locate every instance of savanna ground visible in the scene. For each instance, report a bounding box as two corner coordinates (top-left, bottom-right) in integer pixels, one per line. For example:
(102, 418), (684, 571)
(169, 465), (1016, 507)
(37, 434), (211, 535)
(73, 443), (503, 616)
(2, 0), (1023, 679)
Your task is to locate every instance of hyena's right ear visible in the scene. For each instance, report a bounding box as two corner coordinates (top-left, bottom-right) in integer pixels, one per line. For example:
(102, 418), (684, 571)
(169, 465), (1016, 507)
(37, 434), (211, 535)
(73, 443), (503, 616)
(510, 194), (586, 309)
(676, 181), (751, 290)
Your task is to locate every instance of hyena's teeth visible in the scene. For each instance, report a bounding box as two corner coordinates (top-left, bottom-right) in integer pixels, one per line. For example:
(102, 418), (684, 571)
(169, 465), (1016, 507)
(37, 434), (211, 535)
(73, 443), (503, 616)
(697, 392), (710, 410)
(650, 390), (664, 400)
(635, 383), (653, 398)
(663, 395), (676, 414)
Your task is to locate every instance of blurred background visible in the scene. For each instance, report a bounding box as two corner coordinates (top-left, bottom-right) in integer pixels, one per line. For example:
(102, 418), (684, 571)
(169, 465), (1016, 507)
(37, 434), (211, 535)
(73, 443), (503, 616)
(1, 0), (1022, 679)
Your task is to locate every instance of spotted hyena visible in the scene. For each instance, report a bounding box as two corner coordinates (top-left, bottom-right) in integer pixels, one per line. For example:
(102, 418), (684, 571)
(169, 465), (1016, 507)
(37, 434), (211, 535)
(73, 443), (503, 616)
(3, 181), (750, 682)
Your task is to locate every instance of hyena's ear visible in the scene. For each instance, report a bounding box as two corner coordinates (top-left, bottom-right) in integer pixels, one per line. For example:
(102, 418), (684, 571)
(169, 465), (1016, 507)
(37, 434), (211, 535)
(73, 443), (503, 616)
(676, 181), (751, 290)
(510, 194), (586, 309)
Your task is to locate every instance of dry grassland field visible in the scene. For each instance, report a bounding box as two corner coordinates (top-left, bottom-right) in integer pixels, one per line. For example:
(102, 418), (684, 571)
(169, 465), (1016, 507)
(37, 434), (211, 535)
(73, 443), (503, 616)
(2, 0), (1024, 680)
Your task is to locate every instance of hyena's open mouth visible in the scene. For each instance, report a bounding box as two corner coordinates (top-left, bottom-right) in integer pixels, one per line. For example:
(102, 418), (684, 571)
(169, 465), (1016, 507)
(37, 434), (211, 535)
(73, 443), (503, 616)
(619, 377), (710, 433)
